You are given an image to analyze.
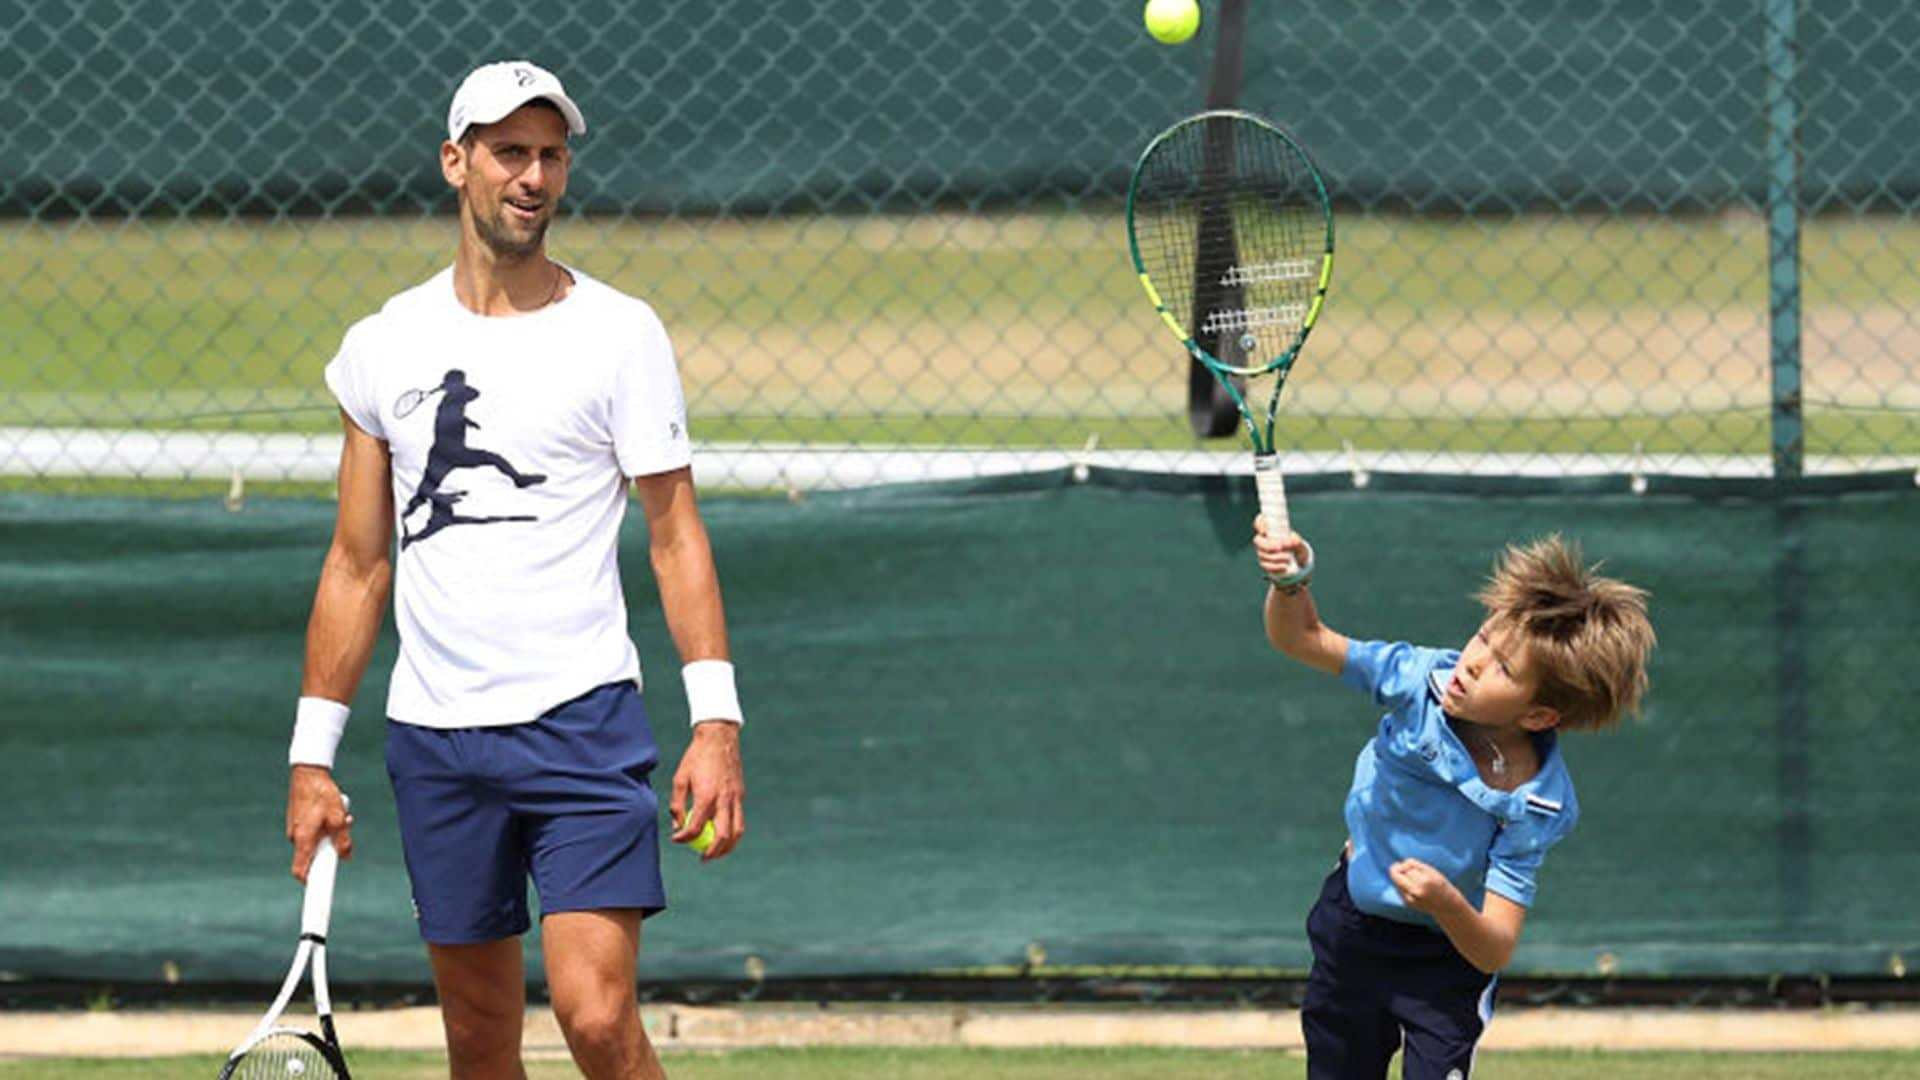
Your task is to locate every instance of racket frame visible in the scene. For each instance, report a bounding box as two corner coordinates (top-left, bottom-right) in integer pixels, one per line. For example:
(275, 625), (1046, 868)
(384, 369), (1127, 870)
(216, 833), (350, 1079)
(1126, 109), (1334, 575)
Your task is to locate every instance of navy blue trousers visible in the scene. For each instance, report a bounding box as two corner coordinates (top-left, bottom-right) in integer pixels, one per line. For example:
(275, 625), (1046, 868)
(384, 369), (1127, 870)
(1302, 857), (1497, 1080)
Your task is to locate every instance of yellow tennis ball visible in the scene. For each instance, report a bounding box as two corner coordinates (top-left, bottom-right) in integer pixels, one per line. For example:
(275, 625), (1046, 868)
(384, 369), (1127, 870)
(688, 818), (717, 855)
(1144, 0), (1200, 45)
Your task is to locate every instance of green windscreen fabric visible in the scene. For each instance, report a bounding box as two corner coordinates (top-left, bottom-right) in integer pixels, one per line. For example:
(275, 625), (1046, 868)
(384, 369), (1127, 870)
(2, 475), (1916, 985)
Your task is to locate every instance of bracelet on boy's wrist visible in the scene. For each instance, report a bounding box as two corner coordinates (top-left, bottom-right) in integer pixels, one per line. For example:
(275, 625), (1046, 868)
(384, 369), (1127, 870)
(1265, 541), (1316, 591)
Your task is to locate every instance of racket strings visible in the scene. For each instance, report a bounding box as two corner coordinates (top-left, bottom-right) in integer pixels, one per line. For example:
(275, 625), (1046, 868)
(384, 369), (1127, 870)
(229, 1031), (343, 1079)
(1134, 117), (1325, 373)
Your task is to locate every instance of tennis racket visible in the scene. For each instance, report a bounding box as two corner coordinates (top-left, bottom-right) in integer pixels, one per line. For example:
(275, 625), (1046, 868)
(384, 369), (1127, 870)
(1127, 109), (1333, 578)
(217, 826), (351, 1079)
(393, 385), (441, 419)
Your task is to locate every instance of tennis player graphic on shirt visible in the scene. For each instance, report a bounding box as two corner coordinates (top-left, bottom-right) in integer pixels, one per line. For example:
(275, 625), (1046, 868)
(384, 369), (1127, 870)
(398, 368), (546, 549)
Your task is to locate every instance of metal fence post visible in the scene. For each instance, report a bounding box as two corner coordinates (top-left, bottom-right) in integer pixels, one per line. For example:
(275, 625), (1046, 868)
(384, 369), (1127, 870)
(1765, 0), (1810, 935)
(1766, 0), (1803, 480)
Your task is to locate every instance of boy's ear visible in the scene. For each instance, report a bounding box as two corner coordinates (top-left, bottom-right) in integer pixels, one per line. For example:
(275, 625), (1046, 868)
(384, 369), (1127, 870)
(1520, 705), (1561, 732)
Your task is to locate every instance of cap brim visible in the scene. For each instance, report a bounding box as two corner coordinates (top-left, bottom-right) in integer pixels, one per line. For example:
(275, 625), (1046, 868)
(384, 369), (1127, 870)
(456, 92), (587, 141)
(539, 93), (588, 136)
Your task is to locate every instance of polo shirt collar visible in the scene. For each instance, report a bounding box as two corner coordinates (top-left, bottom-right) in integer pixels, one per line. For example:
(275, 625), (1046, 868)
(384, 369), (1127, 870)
(1427, 666), (1569, 825)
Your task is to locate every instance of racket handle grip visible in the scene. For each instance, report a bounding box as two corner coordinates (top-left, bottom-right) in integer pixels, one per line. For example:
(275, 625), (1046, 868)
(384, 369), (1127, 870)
(302, 835), (339, 938)
(302, 795), (345, 937)
(1253, 454), (1297, 575)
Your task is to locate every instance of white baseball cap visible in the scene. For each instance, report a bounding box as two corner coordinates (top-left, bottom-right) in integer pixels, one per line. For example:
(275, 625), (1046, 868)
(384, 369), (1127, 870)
(446, 60), (587, 143)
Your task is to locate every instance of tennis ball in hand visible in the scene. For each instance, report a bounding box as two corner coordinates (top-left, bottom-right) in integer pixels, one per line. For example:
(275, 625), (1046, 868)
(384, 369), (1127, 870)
(691, 819), (716, 855)
(678, 814), (717, 855)
(1144, 0), (1201, 44)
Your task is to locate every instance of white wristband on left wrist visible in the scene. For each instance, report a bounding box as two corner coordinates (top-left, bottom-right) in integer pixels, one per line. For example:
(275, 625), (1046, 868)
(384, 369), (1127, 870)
(682, 659), (743, 727)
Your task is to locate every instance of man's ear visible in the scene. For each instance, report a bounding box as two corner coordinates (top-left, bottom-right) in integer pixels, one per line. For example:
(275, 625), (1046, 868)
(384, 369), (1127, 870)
(1520, 705), (1561, 733)
(441, 140), (466, 189)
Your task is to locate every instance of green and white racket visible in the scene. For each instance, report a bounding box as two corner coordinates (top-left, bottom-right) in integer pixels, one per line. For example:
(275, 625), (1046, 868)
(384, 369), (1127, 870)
(1127, 109), (1333, 577)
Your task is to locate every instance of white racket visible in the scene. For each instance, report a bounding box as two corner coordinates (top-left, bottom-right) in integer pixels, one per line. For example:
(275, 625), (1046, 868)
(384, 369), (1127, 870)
(217, 815), (351, 1079)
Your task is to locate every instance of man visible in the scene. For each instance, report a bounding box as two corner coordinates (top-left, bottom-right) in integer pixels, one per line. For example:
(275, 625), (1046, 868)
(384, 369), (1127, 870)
(283, 60), (745, 1079)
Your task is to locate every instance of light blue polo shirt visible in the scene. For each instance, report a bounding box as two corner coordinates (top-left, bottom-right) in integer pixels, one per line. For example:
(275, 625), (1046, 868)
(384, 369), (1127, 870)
(1338, 638), (1580, 926)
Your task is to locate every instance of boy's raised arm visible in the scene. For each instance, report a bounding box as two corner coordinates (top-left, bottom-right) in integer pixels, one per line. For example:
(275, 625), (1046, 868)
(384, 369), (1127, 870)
(1253, 518), (1348, 675)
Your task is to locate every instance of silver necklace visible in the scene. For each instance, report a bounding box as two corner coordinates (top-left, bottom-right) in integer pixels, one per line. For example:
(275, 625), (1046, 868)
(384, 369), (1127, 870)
(1469, 728), (1507, 777)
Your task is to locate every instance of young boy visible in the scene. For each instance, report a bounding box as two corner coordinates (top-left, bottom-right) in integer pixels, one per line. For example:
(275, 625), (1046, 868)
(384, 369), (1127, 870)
(1252, 520), (1654, 1080)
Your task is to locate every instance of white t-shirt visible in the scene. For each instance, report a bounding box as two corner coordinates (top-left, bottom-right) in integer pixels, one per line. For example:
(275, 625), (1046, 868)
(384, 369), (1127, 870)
(324, 265), (691, 729)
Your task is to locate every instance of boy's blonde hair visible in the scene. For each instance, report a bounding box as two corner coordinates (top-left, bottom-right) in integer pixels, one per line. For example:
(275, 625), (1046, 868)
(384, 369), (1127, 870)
(1476, 534), (1655, 731)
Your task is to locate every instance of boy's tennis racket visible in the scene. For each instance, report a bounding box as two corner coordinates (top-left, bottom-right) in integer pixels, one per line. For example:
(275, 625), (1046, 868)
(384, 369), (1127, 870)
(1127, 109), (1334, 577)
(217, 830), (351, 1079)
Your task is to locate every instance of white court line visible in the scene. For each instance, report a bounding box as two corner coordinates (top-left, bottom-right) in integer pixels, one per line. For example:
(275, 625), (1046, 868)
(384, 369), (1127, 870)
(3, 1002), (1920, 1057)
(1, 427), (1911, 491)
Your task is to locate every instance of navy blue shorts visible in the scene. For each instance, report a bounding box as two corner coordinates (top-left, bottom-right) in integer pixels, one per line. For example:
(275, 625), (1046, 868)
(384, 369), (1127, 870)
(385, 681), (665, 945)
(1302, 855), (1498, 1080)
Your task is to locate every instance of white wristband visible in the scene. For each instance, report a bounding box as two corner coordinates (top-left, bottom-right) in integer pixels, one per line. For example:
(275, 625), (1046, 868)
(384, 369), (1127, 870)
(682, 660), (743, 727)
(289, 697), (350, 769)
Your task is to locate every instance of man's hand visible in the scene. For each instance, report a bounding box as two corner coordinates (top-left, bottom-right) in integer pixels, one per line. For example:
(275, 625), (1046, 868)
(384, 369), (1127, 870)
(287, 765), (354, 883)
(670, 721), (744, 862)
(1388, 858), (1461, 915)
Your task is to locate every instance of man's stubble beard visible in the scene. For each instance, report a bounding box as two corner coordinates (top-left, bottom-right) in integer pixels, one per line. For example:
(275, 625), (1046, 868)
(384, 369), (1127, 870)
(469, 199), (550, 262)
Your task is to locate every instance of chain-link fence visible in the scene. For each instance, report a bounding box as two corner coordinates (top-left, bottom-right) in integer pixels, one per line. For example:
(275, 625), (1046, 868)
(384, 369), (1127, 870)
(3, 0), (1916, 491)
